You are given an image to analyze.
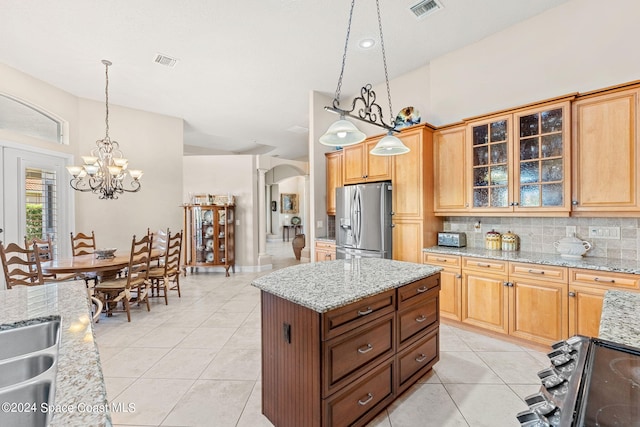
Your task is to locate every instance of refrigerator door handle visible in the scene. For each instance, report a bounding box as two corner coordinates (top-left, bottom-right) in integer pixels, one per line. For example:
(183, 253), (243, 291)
(351, 188), (358, 247)
(354, 186), (363, 247)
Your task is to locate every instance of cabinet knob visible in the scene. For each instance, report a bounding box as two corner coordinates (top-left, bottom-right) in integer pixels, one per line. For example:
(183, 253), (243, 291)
(568, 291), (576, 297)
(572, 200), (579, 206)
(455, 274), (462, 279)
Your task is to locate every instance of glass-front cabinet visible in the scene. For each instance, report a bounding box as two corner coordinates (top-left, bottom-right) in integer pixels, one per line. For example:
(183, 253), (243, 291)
(466, 100), (572, 214)
(182, 203), (235, 276)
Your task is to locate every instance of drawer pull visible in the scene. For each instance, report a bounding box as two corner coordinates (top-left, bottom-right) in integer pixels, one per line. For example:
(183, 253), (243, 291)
(416, 286), (428, 293)
(436, 257), (447, 262)
(594, 277), (615, 283)
(415, 315), (427, 323)
(358, 344), (373, 354)
(528, 269), (545, 275)
(358, 307), (373, 316)
(358, 393), (374, 406)
(476, 262), (491, 268)
(415, 353), (428, 363)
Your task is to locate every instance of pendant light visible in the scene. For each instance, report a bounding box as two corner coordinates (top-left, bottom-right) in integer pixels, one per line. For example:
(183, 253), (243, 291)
(320, 0), (409, 156)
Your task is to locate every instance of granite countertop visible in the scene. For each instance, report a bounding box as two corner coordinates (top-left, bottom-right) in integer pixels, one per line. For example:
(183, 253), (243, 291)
(423, 246), (640, 275)
(599, 290), (640, 348)
(251, 258), (442, 313)
(0, 281), (110, 426)
(315, 236), (336, 243)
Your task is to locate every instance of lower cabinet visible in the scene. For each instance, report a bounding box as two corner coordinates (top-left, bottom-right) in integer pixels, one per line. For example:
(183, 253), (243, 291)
(315, 240), (336, 262)
(423, 253), (462, 321)
(260, 274), (440, 427)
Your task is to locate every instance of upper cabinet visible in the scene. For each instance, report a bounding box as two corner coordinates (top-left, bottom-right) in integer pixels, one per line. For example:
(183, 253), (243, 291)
(571, 86), (640, 214)
(465, 100), (572, 215)
(342, 136), (391, 185)
(434, 124), (467, 214)
(325, 151), (342, 215)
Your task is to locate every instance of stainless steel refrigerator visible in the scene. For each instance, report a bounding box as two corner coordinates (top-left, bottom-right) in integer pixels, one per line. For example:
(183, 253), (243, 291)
(336, 182), (392, 259)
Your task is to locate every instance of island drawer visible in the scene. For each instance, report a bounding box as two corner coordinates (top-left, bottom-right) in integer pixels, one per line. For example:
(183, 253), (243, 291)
(397, 275), (440, 309)
(397, 287), (439, 348)
(570, 268), (640, 290)
(462, 256), (508, 273)
(323, 312), (394, 397)
(509, 262), (568, 283)
(397, 327), (439, 393)
(322, 289), (395, 340)
(423, 253), (461, 268)
(323, 359), (394, 427)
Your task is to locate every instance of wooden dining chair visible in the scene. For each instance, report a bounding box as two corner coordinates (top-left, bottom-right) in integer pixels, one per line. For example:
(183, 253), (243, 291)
(94, 234), (153, 322)
(70, 231), (98, 285)
(0, 241), (44, 289)
(25, 235), (76, 283)
(148, 230), (183, 304)
(148, 227), (169, 267)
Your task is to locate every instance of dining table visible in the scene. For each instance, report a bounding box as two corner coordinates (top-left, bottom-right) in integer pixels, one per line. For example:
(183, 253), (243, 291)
(41, 250), (162, 281)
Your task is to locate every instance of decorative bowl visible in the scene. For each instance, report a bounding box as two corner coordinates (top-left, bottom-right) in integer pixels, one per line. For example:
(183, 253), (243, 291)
(95, 248), (117, 259)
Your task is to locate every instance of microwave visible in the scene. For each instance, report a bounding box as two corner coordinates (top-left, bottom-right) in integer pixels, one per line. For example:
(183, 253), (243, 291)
(437, 232), (467, 247)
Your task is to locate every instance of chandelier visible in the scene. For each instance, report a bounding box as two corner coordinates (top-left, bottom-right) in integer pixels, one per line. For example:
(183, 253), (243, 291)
(66, 60), (143, 199)
(319, 0), (410, 156)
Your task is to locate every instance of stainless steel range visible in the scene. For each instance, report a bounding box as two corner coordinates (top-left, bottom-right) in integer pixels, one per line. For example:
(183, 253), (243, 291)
(517, 336), (640, 426)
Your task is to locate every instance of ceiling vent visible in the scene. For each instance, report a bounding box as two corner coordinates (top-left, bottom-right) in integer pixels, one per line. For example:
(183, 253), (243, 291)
(153, 53), (178, 68)
(410, 0), (443, 19)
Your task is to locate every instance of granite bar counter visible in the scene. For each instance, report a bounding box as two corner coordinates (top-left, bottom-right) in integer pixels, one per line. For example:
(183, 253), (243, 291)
(0, 281), (111, 426)
(251, 258), (442, 312)
(423, 246), (640, 275)
(599, 289), (640, 348)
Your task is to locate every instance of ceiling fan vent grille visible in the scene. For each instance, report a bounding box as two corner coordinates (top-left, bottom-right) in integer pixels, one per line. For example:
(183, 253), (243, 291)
(154, 53), (178, 68)
(410, 0), (443, 19)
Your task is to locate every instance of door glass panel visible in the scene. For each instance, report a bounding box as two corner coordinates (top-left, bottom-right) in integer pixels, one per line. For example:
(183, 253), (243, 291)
(520, 185), (541, 207)
(474, 167), (489, 186)
(541, 108), (563, 133)
(490, 143), (507, 164)
(520, 137), (539, 160)
(490, 165), (508, 186)
(520, 114), (539, 137)
(490, 121), (507, 142)
(473, 188), (489, 208)
(520, 161), (539, 184)
(491, 187), (508, 207)
(473, 125), (488, 145)
(541, 159), (563, 182)
(474, 146), (488, 166)
(542, 184), (563, 206)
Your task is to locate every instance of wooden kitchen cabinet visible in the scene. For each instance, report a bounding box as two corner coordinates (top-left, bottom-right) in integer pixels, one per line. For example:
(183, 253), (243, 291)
(568, 268), (640, 337)
(315, 240), (336, 262)
(392, 220), (423, 264)
(434, 124), (467, 214)
(462, 264), (509, 334)
(423, 253), (462, 321)
(342, 137), (391, 185)
(571, 85), (640, 214)
(466, 98), (573, 215)
(325, 151), (342, 215)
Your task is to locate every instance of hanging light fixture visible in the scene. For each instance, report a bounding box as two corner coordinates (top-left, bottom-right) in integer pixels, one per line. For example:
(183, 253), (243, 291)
(66, 60), (143, 199)
(320, 0), (410, 156)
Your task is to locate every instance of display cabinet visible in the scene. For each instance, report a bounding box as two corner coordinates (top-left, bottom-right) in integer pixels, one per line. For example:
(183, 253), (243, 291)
(182, 203), (235, 276)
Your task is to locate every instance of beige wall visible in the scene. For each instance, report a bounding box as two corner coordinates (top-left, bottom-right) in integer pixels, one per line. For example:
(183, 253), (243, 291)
(0, 62), (184, 254)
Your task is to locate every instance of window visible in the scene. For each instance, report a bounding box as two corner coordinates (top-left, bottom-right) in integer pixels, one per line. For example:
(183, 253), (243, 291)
(0, 94), (63, 143)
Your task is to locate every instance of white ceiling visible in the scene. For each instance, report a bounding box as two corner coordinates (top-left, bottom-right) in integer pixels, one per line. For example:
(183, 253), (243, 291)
(0, 0), (569, 160)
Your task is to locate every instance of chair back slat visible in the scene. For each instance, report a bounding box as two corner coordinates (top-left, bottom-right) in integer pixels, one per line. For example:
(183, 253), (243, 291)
(25, 235), (54, 261)
(126, 234), (153, 287)
(70, 231), (96, 256)
(163, 230), (183, 275)
(0, 241), (44, 288)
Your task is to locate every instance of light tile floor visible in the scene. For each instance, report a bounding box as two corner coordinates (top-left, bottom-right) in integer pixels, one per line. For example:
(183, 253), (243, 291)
(95, 241), (548, 426)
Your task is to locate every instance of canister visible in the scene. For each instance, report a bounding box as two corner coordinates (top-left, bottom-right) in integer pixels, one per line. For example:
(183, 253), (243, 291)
(485, 229), (502, 250)
(501, 231), (519, 251)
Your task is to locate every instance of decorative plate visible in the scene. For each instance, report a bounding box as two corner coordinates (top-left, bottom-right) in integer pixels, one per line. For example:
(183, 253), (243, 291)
(206, 252), (214, 262)
(291, 216), (301, 225)
(205, 226), (214, 237)
(203, 210), (213, 224)
(206, 239), (214, 249)
(394, 106), (421, 129)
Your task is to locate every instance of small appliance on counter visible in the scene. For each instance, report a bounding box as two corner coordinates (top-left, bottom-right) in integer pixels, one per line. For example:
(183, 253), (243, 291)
(485, 229), (501, 250)
(517, 336), (640, 426)
(437, 232), (466, 247)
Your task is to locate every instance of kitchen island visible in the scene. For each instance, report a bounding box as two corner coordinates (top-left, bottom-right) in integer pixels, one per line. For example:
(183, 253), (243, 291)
(599, 289), (640, 347)
(0, 281), (111, 426)
(252, 258), (441, 427)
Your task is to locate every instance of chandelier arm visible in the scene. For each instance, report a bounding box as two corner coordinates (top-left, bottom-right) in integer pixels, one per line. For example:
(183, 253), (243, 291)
(325, 84), (396, 131)
(376, 0), (394, 121)
(333, 0), (357, 107)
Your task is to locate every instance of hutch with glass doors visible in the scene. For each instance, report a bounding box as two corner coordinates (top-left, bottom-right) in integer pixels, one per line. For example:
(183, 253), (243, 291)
(182, 203), (235, 276)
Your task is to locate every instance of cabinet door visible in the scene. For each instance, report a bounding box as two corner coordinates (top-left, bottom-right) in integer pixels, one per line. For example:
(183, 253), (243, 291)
(325, 151), (342, 215)
(568, 285), (607, 337)
(572, 88), (640, 212)
(509, 278), (568, 345)
(434, 126), (467, 212)
(365, 138), (392, 182)
(392, 221), (422, 263)
(343, 143), (367, 184)
(462, 270), (509, 334)
(467, 114), (513, 212)
(438, 268), (462, 321)
(392, 128), (425, 219)
(513, 101), (571, 213)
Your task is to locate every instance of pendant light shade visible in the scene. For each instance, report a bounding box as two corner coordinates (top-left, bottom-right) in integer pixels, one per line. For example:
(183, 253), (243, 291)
(370, 133), (410, 156)
(319, 118), (366, 147)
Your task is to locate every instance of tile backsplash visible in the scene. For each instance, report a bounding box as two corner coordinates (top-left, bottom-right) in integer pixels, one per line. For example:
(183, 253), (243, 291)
(443, 217), (640, 261)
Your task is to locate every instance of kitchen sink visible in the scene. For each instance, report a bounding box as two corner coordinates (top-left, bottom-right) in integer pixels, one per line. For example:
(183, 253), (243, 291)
(0, 317), (61, 427)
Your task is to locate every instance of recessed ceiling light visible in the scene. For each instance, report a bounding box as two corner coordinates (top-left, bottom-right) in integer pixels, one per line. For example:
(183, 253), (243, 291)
(358, 38), (376, 49)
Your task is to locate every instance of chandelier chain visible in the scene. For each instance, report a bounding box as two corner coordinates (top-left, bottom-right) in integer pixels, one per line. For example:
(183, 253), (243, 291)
(333, 0), (357, 107)
(376, 0), (393, 121)
(104, 61), (110, 140)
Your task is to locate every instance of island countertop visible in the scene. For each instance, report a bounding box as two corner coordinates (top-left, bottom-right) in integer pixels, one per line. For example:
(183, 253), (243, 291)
(599, 290), (640, 348)
(0, 281), (110, 426)
(251, 258), (442, 313)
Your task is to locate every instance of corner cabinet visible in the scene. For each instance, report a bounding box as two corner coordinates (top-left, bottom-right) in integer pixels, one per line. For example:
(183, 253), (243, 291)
(182, 204), (235, 276)
(466, 99), (573, 215)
